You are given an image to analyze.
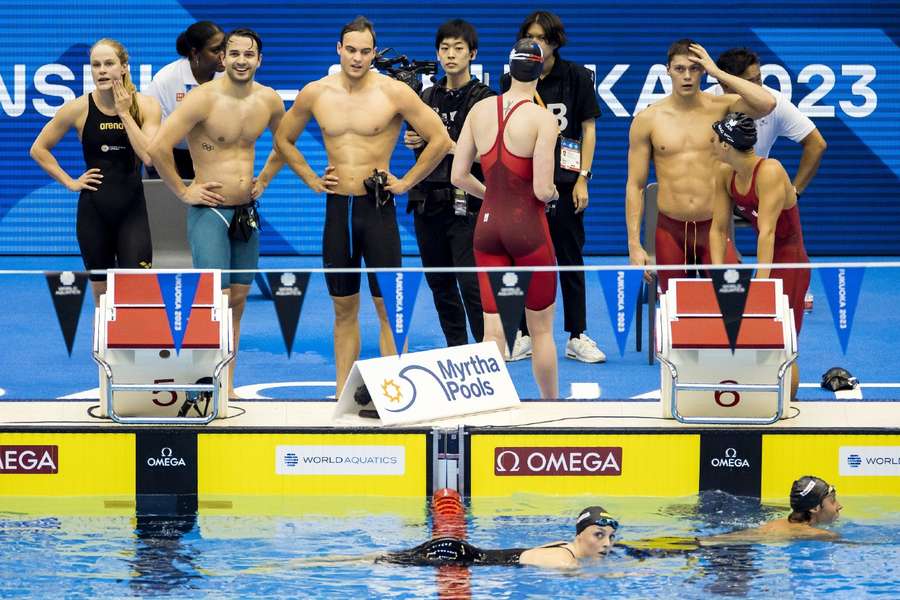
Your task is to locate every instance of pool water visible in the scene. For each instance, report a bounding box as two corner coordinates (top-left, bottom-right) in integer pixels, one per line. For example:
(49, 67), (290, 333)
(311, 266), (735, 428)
(1, 493), (898, 598)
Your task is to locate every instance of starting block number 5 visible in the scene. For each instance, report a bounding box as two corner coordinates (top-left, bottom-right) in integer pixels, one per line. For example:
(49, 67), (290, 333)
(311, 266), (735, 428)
(151, 377), (211, 406)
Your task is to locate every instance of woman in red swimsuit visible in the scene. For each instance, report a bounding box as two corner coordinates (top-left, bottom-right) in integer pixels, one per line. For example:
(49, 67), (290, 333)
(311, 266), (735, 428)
(452, 39), (560, 398)
(711, 112), (810, 399)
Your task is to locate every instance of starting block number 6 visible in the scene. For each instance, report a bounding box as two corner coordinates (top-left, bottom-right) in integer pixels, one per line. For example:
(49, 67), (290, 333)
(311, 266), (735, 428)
(714, 380), (740, 407)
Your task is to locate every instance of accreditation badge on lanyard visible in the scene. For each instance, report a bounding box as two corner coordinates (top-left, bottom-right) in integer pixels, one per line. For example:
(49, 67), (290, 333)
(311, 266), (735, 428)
(534, 90), (582, 173)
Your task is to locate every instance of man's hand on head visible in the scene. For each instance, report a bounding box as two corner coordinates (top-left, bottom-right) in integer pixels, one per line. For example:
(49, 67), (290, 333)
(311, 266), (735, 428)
(688, 43), (720, 77)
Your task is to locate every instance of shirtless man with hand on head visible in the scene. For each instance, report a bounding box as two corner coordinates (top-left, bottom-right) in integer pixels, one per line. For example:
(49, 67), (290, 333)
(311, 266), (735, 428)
(149, 28), (285, 399)
(626, 39), (776, 292)
(274, 16), (451, 396)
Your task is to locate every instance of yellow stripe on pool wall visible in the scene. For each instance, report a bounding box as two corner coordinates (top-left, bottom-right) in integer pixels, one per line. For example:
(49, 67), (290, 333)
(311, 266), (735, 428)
(0, 433), (134, 496)
(762, 434), (900, 500)
(197, 433), (427, 497)
(470, 434), (700, 497)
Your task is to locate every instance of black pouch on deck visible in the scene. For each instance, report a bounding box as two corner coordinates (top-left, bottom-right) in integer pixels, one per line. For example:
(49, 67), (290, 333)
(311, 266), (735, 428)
(820, 367), (858, 392)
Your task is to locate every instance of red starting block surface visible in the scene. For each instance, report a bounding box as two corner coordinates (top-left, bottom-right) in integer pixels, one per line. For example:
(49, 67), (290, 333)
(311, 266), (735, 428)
(106, 272), (219, 349)
(668, 280), (785, 350)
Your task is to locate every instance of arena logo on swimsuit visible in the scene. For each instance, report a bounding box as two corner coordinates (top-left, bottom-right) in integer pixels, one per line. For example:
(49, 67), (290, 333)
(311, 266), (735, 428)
(494, 446), (622, 476)
(0, 445), (58, 474)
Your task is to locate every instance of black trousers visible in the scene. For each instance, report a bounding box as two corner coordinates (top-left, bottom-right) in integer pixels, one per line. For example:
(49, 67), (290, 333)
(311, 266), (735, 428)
(413, 191), (483, 346)
(521, 181), (586, 335)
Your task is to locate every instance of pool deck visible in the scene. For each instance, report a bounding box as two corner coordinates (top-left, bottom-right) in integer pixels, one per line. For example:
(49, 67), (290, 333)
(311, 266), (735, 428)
(0, 398), (897, 430)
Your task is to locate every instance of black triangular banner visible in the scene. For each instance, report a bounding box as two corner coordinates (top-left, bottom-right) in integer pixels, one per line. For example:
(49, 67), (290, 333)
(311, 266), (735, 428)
(710, 268), (753, 354)
(487, 270), (533, 356)
(266, 271), (311, 357)
(45, 271), (89, 356)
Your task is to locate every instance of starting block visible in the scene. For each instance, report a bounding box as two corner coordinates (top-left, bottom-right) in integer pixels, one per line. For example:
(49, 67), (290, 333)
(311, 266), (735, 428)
(92, 269), (234, 424)
(656, 278), (797, 425)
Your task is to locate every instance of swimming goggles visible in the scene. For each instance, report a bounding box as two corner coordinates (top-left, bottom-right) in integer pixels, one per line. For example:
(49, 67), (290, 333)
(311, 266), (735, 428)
(592, 514), (620, 531)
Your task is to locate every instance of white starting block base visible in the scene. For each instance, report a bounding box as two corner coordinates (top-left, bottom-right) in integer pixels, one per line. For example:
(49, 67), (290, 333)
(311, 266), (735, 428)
(657, 278), (797, 424)
(96, 348), (231, 419)
(660, 348), (793, 420)
(93, 270), (234, 423)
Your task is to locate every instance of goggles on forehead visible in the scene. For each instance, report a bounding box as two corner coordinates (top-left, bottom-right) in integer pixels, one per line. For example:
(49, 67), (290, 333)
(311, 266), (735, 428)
(592, 513), (619, 531)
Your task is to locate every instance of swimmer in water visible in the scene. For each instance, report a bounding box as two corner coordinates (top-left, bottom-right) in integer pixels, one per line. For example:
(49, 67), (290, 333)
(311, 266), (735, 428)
(378, 505), (618, 569)
(703, 476), (842, 544)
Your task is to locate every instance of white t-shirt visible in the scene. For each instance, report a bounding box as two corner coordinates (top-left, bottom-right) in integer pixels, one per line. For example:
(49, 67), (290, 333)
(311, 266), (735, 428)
(710, 84), (816, 158)
(144, 58), (222, 150)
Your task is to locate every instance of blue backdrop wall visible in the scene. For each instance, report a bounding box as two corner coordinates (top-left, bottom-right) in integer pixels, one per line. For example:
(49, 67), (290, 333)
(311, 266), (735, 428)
(2, 1), (898, 255)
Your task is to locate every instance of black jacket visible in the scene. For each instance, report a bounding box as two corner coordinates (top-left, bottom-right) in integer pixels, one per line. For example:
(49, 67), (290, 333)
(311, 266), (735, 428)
(413, 76), (496, 189)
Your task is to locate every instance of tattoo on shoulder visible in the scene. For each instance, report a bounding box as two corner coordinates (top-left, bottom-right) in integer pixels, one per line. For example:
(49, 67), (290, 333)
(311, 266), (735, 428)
(201, 143), (214, 152)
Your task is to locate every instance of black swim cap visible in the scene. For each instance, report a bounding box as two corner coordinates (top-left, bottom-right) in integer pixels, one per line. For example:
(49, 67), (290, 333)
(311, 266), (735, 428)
(790, 476), (834, 512)
(508, 39), (543, 82)
(575, 506), (619, 535)
(712, 111), (757, 152)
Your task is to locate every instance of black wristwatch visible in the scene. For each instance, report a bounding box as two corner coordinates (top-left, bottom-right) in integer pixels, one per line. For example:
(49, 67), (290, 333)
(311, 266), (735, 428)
(579, 169), (593, 181)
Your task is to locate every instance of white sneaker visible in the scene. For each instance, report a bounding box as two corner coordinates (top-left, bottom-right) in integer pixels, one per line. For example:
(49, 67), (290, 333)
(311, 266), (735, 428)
(505, 331), (533, 362)
(566, 334), (606, 363)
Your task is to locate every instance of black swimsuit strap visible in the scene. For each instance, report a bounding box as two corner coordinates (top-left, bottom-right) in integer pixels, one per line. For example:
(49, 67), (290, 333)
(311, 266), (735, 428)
(541, 542), (576, 559)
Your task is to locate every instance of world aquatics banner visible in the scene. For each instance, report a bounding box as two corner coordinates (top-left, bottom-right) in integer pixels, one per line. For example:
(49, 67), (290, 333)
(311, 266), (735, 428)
(1, 1), (898, 255)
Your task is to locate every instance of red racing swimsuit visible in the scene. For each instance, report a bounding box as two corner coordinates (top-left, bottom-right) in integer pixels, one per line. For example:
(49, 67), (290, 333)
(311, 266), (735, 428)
(474, 96), (557, 313)
(730, 159), (811, 333)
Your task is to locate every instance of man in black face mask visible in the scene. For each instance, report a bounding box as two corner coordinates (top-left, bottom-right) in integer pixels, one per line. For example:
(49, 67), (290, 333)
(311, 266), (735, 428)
(404, 19), (495, 347)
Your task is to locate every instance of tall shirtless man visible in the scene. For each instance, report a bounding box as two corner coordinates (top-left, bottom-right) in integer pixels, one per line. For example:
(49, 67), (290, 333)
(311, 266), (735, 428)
(626, 40), (776, 292)
(149, 29), (285, 398)
(274, 17), (451, 395)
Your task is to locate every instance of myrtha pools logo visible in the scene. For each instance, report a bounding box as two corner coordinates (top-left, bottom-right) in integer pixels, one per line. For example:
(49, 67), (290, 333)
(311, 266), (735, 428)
(375, 353), (503, 413)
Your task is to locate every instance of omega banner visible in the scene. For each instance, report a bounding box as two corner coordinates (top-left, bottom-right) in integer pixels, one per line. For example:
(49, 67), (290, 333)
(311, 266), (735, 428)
(334, 342), (519, 426)
(0, 445), (58, 474)
(469, 433), (701, 497)
(494, 446), (622, 476)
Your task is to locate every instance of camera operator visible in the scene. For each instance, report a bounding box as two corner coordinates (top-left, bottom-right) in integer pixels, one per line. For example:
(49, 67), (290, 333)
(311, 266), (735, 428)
(404, 19), (495, 347)
(501, 11), (605, 364)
